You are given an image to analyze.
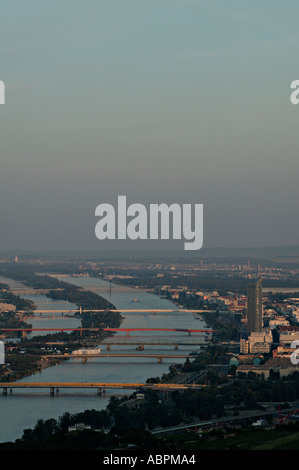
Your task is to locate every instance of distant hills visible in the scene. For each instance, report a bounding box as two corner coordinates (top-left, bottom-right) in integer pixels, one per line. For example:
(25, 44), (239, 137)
(1, 245), (299, 260)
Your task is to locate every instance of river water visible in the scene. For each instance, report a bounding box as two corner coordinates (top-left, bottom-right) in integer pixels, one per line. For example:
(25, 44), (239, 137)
(0, 275), (207, 444)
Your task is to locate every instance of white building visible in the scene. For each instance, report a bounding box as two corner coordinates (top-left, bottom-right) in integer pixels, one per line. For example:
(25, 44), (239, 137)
(0, 303), (16, 313)
(279, 331), (299, 345)
(240, 331), (273, 354)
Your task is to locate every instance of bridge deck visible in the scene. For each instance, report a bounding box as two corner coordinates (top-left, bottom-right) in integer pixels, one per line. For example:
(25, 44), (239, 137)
(42, 353), (190, 359)
(0, 382), (204, 392)
(0, 327), (213, 333)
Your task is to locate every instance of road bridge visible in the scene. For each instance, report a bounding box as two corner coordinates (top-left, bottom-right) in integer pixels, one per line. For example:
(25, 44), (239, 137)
(1, 382), (205, 396)
(23, 311), (199, 318)
(79, 287), (151, 293)
(10, 286), (148, 295)
(18, 309), (214, 314)
(22, 315), (77, 320)
(10, 288), (64, 296)
(0, 327), (213, 333)
(0, 327), (214, 340)
(42, 353), (191, 363)
(101, 339), (207, 348)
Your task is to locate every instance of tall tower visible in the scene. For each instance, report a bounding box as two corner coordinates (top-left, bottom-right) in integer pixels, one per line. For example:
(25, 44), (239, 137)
(0, 341), (4, 365)
(247, 277), (263, 334)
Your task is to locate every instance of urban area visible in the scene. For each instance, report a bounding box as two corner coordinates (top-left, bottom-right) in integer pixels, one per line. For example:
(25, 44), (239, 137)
(1, 251), (299, 450)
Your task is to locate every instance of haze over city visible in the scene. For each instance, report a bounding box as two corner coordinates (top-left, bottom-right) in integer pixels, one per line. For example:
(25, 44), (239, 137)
(0, 0), (299, 253)
(3, 2), (299, 457)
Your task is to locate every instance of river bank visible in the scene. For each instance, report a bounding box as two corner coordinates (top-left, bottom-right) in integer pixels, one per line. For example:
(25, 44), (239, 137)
(0, 271), (125, 382)
(0, 273), (209, 444)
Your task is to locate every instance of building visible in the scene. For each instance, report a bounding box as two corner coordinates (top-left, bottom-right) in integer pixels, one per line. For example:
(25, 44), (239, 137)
(0, 341), (4, 365)
(68, 423), (92, 432)
(240, 331), (273, 354)
(291, 307), (299, 323)
(249, 331), (273, 352)
(269, 316), (290, 328)
(247, 277), (263, 334)
(236, 357), (298, 379)
(0, 303), (16, 313)
(240, 338), (249, 354)
(277, 326), (299, 345)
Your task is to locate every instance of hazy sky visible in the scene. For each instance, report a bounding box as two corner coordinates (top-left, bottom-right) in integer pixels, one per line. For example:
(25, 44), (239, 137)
(1, 0), (299, 253)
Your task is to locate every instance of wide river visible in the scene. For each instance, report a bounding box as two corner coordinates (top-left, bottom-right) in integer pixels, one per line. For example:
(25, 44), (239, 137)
(0, 275), (207, 444)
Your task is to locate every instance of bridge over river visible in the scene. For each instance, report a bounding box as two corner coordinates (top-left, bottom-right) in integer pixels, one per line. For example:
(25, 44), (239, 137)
(0, 327), (214, 337)
(10, 286), (152, 295)
(18, 308), (216, 314)
(42, 353), (192, 363)
(1, 381), (205, 396)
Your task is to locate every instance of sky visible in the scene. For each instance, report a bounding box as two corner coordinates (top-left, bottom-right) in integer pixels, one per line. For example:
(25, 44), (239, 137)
(1, 0), (299, 253)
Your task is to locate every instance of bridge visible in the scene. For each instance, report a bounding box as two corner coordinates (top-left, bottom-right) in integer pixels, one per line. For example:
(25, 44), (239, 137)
(80, 287), (150, 293)
(42, 353), (191, 363)
(1, 381), (205, 396)
(22, 310), (201, 318)
(10, 288), (64, 296)
(101, 339), (207, 348)
(22, 314), (78, 320)
(0, 327), (214, 338)
(10, 286), (149, 295)
(18, 309), (213, 314)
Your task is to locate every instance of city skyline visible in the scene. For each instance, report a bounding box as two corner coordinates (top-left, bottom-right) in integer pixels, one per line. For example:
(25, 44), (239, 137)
(1, 3), (299, 451)
(1, 241), (299, 450)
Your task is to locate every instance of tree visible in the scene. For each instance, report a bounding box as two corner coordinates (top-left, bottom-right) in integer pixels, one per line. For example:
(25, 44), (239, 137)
(58, 412), (73, 433)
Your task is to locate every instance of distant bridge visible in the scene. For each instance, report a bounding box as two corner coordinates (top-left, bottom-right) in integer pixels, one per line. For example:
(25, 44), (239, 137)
(18, 309), (215, 314)
(22, 312), (198, 319)
(0, 327), (214, 337)
(80, 287), (151, 293)
(101, 339), (207, 348)
(11, 288), (64, 296)
(10, 286), (148, 295)
(1, 382), (205, 396)
(22, 315), (77, 320)
(42, 353), (191, 363)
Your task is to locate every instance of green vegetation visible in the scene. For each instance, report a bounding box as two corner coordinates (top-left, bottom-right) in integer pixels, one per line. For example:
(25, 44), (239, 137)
(3, 420), (299, 451)
(4, 354), (299, 450)
(0, 283), (35, 311)
(0, 353), (42, 382)
(0, 267), (122, 382)
(0, 266), (116, 311)
(104, 269), (299, 293)
(0, 312), (30, 333)
(2, 260), (299, 450)
(2, 379), (299, 450)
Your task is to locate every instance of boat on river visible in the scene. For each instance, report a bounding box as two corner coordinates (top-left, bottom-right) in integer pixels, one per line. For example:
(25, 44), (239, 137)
(71, 346), (101, 355)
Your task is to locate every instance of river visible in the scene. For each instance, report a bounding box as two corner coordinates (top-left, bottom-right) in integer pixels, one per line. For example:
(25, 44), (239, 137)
(0, 275), (207, 444)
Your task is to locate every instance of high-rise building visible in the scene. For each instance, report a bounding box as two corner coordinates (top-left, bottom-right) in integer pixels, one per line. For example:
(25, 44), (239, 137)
(247, 277), (263, 334)
(0, 341), (4, 365)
